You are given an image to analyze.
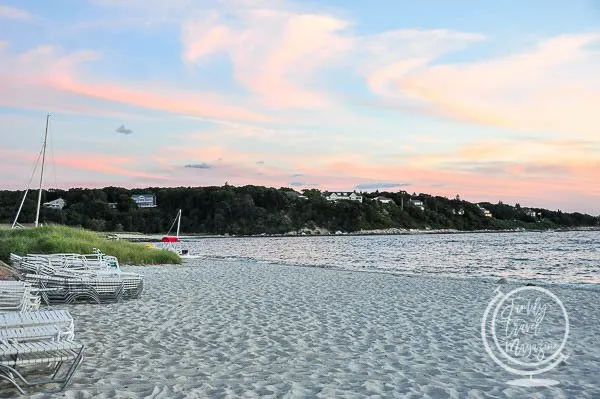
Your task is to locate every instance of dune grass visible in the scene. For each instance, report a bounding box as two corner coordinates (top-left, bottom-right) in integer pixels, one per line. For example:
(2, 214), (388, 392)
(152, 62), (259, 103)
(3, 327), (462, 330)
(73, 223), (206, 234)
(0, 224), (181, 265)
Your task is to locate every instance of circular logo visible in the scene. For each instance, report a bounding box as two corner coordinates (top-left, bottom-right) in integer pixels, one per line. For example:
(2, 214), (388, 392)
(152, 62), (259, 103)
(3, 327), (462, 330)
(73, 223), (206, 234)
(481, 286), (569, 380)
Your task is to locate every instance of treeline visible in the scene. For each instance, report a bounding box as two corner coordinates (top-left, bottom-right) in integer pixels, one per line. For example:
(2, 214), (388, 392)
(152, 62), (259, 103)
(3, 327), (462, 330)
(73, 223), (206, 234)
(0, 185), (598, 235)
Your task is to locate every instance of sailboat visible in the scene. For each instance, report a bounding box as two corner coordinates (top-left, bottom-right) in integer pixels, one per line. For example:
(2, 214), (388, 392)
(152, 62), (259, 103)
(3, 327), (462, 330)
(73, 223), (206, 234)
(12, 114), (51, 229)
(159, 209), (199, 259)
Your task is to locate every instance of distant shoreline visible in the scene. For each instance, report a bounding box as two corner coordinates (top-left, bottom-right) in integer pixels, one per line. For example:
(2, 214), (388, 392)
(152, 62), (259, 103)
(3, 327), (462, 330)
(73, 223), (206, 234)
(112, 226), (600, 242)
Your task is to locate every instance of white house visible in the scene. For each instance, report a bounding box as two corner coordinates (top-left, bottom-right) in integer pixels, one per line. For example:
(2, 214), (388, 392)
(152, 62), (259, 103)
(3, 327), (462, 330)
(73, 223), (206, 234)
(452, 208), (465, 216)
(325, 192), (363, 202)
(523, 208), (541, 219)
(477, 205), (493, 217)
(43, 198), (66, 210)
(374, 196), (394, 204)
(410, 199), (425, 211)
(131, 194), (157, 208)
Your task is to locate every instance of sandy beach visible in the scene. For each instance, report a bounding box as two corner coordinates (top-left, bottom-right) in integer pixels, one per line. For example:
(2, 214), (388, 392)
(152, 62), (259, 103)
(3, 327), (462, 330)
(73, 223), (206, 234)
(16, 260), (599, 398)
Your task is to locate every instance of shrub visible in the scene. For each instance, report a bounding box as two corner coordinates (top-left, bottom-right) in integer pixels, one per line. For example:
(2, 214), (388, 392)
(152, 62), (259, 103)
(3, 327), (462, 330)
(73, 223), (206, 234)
(0, 225), (181, 265)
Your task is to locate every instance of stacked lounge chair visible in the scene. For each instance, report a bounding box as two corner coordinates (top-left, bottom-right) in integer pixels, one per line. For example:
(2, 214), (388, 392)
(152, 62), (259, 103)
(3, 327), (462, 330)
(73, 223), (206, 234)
(0, 281), (84, 394)
(9, 250), (144, 305)
(17, 248), (121, 272)
(0, 281), (41, 313)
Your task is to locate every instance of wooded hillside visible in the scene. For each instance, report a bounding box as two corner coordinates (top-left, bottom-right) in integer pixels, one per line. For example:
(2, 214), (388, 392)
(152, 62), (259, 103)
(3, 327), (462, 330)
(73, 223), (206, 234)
(1, 185), (597, 235)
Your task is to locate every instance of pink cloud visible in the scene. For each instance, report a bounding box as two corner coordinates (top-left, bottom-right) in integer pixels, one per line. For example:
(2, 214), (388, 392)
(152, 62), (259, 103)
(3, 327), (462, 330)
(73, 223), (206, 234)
(288, 144), (599, 208)
(412, 137), (600, 172)
(0, 149), (168, 186)
(366, 33), (600, 137)
(182, 10), (353, 109)
(0, 45), (270, 123)
(363, 29), (485, 95)
(55, 154), (169, 181)
(45, 75), (270, 123)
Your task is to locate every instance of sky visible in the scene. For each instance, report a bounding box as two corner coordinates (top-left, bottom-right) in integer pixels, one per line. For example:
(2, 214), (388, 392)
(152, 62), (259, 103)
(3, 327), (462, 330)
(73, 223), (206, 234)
(0, 0), (599, 215)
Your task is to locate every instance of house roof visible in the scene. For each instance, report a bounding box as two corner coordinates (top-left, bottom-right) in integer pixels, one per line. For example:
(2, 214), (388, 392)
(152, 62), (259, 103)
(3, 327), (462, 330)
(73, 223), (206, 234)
(328, 192), (359, 196)
(43, 198), (65, 204)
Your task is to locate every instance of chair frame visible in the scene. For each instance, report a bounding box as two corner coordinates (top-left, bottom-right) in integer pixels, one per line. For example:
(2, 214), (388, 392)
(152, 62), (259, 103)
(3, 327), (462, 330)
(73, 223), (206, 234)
(0, 341), (85, 395)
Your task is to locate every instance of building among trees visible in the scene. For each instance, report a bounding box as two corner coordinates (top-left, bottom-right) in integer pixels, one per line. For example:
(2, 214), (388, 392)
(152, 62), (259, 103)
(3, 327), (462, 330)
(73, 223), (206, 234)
(131, 194), (157, 208)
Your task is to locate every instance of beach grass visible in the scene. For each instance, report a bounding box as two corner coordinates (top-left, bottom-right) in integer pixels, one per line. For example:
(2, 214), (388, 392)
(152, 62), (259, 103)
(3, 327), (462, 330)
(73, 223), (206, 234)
(0, 224), (181, 265)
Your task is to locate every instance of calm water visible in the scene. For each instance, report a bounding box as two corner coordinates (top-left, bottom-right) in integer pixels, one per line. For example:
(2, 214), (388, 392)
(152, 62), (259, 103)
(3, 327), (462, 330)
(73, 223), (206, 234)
(184, 230), (600, 286)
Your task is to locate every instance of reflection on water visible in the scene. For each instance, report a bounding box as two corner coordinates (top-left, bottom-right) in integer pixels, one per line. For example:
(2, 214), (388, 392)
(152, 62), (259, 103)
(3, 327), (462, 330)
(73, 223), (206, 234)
(183, 230), (600, 285)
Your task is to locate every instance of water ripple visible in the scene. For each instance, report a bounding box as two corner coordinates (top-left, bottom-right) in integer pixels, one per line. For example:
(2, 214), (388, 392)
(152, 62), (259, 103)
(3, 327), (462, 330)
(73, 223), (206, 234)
(183, 231), (600, 286)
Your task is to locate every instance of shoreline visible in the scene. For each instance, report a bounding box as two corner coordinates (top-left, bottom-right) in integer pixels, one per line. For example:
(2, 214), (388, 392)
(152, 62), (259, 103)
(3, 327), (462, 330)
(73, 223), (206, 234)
(113, 225), (600, 241)
(198, 255), (600, 290)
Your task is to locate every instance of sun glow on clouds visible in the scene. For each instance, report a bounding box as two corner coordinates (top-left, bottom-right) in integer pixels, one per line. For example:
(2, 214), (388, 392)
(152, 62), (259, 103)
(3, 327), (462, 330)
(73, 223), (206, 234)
(182, 10), (353, 109)
(0, 0), (599, 213)
(0, 43), (270, 122)
(0, 147), (166, 190)
(56, 154), (169, 181)
(375, 34), (600, 138)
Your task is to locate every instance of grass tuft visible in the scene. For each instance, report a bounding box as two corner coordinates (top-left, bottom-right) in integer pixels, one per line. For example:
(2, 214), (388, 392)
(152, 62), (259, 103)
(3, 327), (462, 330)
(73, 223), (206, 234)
(0, 225), (181, 265)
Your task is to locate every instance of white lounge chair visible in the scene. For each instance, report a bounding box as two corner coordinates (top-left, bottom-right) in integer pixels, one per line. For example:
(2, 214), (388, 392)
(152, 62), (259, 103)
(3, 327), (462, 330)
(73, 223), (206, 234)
(0, 309), (84, 394)
(0, 340), (84, 395)
(15, 249), (120, 272)
(10, 251), (144, 305)
(0, 281), (41, 313)
(25, 274), (125, 305)
(0, 325), (61, 342)
(0, 309), (75, 341)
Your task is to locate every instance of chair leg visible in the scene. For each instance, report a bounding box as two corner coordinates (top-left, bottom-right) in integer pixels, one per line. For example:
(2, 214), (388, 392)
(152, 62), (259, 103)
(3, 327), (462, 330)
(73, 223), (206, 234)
(0, 345), (85, 393)
(51, 360), (64, 379)
(61, 345), (85, 389)
(0, 365), (28, 395)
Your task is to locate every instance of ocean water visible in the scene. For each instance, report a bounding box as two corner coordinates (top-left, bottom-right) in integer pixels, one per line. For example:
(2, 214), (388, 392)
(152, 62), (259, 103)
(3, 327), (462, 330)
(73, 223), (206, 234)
(184, 230), (600, 286)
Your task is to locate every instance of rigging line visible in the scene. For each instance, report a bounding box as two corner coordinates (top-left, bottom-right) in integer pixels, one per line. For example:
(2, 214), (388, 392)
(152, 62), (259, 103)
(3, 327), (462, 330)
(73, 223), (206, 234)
(166, 214), (178, 236)
(12, 146), (43, 227)
(25, 147), (44, 191)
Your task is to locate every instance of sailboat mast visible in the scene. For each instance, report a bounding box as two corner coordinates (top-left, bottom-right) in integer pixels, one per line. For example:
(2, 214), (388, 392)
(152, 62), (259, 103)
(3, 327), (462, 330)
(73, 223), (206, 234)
(34, 114), (50, 227)
(176, 209), (181, 238)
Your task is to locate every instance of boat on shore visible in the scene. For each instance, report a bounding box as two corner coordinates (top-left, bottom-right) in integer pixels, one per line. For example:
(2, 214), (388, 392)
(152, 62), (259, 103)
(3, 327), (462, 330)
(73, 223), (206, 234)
(158, 209), (188, 255)
(156, 210), (201, 259)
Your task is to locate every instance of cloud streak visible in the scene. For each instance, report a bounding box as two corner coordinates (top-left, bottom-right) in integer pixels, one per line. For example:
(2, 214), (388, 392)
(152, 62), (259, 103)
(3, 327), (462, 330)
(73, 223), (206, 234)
(367, 33), (600, 137)
(184, 163), (213, 169)
(0, 5), (35, 21)
(0, 44), (272, 124)
(354, 182), (409, 190)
